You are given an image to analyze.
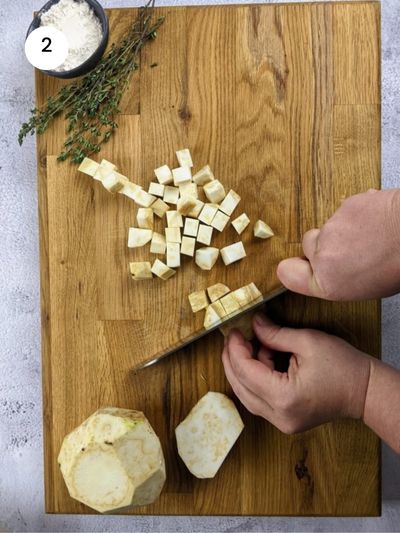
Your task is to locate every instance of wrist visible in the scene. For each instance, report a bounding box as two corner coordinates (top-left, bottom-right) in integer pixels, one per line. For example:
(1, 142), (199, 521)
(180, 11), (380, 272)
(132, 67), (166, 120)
(344, 353), (372, 420)
(388, 189), (400, 253)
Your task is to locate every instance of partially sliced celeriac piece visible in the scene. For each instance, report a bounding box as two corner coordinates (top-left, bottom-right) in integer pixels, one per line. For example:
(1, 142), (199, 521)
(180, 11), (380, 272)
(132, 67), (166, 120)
(203, 180), (226, 204)
(163, 186), (180, 205)
(172, 166), (192, 186)
(211, 211), (230, 232)
(128, 228), (153, 248)
(231, 283), (263, 307)
(254, 219), (274, 239)
(78, 157), (99, 177)
(150, 232), (166, 255)
(183, 217), (199, 237)
(129, 262), (153, 280)
(219, 190), (241, 216)
(247, 282), (263, 303)
(152, 199), (169, 218)
(198, 203), (219, 225)
(195, 247), (219, 270)
(219, 310), (257, 341)
(193, 165), (215, 185)
(175, 392), (244, 479)
(207, 283), (231, 303)
(219, 292), (241, 315)
(220, 242), (246, 265)
(177, 195), (197, 216)
(179, 182), (198, 198)
(203, 303), (224, 329)
(135, 190), (157, 208)
(119, 182), (142, 201)
(151, 259), (176, 280)
(148, 182), (165, 197)
(176, 148), (193, 168)
(165, 227), (182, 243)
(102, 172), (127, 193)
(154, 165), (173, 185)
(232, 213), (250, 235)
(187, 198), (205, 218)
(167, 242), (181, 268)
(58, 407), (166, 513)
(188, 290), (209, 313)
(137, 208), (154, 229)
(181, 236), (196, 257)
(166, 210), (183, 228)
(197, 224), (213, 246)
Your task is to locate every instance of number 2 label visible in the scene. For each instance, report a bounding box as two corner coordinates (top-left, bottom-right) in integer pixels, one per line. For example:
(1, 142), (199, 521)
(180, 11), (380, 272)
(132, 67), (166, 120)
(42, 37), (52, 53)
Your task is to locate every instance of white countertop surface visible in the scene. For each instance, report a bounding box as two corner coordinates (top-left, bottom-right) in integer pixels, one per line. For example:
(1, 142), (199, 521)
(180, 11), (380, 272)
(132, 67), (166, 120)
(0, 0), (399, 531)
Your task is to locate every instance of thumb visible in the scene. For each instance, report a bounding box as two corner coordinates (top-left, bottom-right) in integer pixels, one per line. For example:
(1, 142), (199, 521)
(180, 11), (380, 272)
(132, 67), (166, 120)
(252, 313), (310, 353)
(277, 257), (326, 298)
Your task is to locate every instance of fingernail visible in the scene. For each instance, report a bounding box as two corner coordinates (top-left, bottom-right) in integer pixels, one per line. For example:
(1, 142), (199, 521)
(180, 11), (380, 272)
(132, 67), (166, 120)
(255, 313), (267, 326)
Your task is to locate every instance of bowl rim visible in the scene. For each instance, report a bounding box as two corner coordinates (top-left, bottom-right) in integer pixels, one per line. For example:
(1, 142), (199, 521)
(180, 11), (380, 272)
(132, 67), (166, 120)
(26, 0), (109, 77)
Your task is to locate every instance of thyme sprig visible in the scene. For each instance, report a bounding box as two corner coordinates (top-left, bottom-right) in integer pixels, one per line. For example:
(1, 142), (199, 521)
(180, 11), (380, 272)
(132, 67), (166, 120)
(18, 0), (164, 164)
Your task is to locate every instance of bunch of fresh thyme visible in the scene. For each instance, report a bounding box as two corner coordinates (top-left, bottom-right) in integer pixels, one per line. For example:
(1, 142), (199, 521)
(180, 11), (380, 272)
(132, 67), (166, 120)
(18, 0), (164, 164)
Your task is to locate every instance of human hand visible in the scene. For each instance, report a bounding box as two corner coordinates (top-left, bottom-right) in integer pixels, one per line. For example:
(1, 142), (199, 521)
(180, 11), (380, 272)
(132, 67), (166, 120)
(221, 314), (371, 434)
(278, 188), (400, 300)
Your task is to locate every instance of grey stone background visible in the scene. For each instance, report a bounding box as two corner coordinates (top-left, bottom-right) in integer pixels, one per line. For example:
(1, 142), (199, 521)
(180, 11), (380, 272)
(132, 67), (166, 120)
(0, 0), (399, 531)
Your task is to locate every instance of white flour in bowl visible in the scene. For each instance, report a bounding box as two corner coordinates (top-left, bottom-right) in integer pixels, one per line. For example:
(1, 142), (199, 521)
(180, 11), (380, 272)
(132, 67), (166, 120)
(40, 0), (103, 71)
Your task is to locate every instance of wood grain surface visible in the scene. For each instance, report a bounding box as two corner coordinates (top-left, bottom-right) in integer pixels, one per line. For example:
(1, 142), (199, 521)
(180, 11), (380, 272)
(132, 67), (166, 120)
(36, 1), (381, 516)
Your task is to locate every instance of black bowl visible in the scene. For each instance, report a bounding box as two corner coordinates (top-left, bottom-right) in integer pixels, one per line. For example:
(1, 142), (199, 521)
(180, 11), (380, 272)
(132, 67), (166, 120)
(26, 0), (109, 79)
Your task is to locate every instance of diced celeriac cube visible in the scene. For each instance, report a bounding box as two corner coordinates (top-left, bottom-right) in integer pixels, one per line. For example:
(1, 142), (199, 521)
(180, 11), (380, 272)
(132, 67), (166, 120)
(151, 259), (176, 280)
(220, 293), (241, 315)
(247, 282), (263, 302)
(197, 224), (213, 246)
(207, 283), (230, 303)
(232, 213), (250, 234)
(177, 195), (197, 216)
(254, 220), (274, 239)
(154, 165), (173, 185)
(119, 182), (142, 201)
(172, 166), (192, 186)
(163, 186), (180, 205)
(167, 242), (181, 268)
(204, 301), (227, 329)
(152, 198), (170, 218)
(188, 290), (209, 313)
(128, 228), (153, 248)
(129, 262), (153, 280)
(150, 232), (166, 255)
(211, 211), (230, 232)
(219, 190), (241, 216)
(193, 165), (215, 185)
(165, 227), (182, 243)
(231, 283), (262, 307)
(183, 217), (199, 237)
(148, 182), (165, 197)
(176, 149), (193, 168)
(166, 210), (183, 228)
(187, 199), (205, 218)
(93, 159), (118, 182)
(181, 236), (196, 257)
(195, 247), (219, 270)
(198, 203), (219, 225)
(135, 189), (157, 208)
(220, 242), (246, 265)
(137, 207), (154, 229)
(179, 182), (198, 198)
(78, 157), (99, 177)
(101, 172), (127, 193)
(203, 180), (226, 204)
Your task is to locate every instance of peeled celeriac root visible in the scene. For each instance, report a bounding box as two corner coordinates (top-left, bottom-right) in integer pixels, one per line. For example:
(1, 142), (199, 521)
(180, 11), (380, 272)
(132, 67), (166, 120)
(151, 259), (176, 280)
(150, 232), (166, 255)
(175, 392), (244, 479)
(219, 189), (241, 216)
(254, 219), (274, 239)
(188, 290), (209, 313)
(207, 283), (230, 303)
(163, 186), (180, 205)
(166, 210), (183, 228)
(128, 228), (153, 248)
(167, 242), (181, 268)
(176, 148), (193, 168)
(232, 283), (262, 307)
(137, 208), (154, 229)
(172, 166), (192, 185)
(165, 227), (182, 243)
(193, 165), (215, 185)
(154, 164), (173, 185)
(198, 203), (219, 225)
(183, 217), (199, 237)
(197, 224), (213, 245)
(179, 182), (198, 198)
(195, 247), (219, 270)
(204, 301), (226, 328)
(232, 213), (250, 235)
(148, 182), (165, 197)
(203, 180), (226, 204)
(78, 157), (99, 177)
(152, 199), (170, 218)
(58, 408), (166, 513)
(177, 195), (197, 216)
(220, 241), (246, 266)
(181, 236), (196, 257)
(129, 262), (153, 280)
(211, 210), (230, 232)
(219, 310), (257, 341)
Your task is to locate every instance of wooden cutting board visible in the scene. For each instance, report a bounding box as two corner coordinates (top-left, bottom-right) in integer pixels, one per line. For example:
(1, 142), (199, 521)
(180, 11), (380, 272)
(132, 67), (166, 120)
(36, 1), (381, 515)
